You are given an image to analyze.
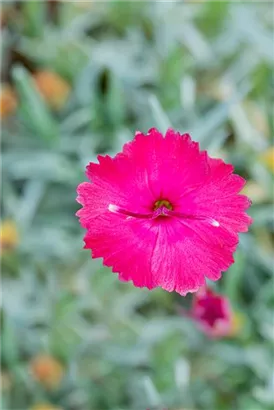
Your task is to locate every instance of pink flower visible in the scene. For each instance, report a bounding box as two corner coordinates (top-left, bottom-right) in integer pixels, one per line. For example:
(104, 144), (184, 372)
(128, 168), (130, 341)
(190, 287), (234, 338)
(76, 128), (252, 295)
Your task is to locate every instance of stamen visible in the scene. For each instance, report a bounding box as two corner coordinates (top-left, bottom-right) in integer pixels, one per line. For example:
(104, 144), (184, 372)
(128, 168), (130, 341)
(166, 210), (221, 227)
(154, 199), (173, 211)
(211, 219), (220, 227)
(108, 204), (155, 219)
(108, 204), (220, 226)
(108, 204), (120, 214)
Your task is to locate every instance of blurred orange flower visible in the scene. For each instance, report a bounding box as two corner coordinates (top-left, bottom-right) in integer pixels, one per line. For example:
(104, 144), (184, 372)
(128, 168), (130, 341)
(30, 355), (64, 389)
(0, 220), (19, 251)
(260, 147), (274, 173)
(30, 404), (63, 410)
(33, 71), (70, 110)
(0, 84), (17, 118)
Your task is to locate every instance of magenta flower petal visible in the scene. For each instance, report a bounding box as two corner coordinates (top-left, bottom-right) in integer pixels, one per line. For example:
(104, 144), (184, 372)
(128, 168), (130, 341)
(76, 128), (252, 295)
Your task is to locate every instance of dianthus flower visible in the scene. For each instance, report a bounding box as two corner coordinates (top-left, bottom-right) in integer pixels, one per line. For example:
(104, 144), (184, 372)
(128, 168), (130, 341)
(189, 287), (234, 338)
(76, 128), (252, 295)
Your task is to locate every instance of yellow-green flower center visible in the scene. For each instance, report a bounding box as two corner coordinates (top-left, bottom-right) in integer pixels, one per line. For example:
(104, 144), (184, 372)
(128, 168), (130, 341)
(154, 199), (173, 211)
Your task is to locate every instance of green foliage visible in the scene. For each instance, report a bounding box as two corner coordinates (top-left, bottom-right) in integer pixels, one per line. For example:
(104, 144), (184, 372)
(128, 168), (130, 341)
(12, 66), (58, 144)
(1, 2), (273, 410)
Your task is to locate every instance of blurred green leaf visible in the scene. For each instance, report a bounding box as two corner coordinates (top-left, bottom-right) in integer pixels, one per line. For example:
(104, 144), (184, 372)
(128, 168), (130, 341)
(22, 1), (46, 37)
(12, 66), (58, 144)
(1, 312), (19, 367)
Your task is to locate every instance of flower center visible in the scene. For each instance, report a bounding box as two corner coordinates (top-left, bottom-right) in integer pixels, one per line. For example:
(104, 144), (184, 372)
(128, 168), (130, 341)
(154, 199), (173, 211)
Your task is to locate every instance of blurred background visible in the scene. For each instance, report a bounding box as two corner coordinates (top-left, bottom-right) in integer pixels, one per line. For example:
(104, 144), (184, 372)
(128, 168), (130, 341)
(1, 1), (273, 410)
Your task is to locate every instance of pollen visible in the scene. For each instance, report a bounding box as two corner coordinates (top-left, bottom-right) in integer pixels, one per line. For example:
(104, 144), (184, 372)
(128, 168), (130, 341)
(154, 199), (173, 211)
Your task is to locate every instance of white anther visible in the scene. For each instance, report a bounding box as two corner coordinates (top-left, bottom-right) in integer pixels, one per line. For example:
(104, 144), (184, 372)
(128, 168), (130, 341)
(108, 204), (119, 213)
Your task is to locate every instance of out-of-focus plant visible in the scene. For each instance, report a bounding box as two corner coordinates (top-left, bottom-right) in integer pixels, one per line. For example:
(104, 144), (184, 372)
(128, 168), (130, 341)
(260, 147), (274, 173)
(0, 85), (17, 119)
(0, 220), (19, 251)
(30, 354), (64, 390)
(1, 1), (273, 410)
(33, 71), (71, 110)
(30, 404), (63, 410)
